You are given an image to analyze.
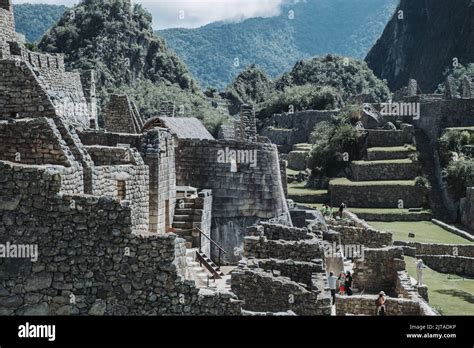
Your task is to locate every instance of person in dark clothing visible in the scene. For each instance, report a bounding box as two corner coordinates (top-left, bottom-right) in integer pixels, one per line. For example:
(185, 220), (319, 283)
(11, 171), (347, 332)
(344, 271), (353, 296)
(339, 203), (346, 218)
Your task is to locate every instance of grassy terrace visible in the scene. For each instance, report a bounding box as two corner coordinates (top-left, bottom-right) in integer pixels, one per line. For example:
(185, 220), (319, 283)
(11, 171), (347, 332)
(367, 145), (416, 153)
(368, 221), (474, 245)
(351, 159), (414, 165)
(287, 182), (327, 196)
(330, 177), (416, 186)
(405, 256), (474, 315)
(286, 168), (302, 176)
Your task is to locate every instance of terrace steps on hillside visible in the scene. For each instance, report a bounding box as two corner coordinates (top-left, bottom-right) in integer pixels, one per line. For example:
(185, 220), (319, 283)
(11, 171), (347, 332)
(350, 158), (419, 181)
(366, 146), (416, 161)
(329, 178), (426, 208)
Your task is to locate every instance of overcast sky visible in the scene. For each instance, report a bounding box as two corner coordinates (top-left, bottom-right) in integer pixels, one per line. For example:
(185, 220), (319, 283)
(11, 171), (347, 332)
(13, 0), (289, 29)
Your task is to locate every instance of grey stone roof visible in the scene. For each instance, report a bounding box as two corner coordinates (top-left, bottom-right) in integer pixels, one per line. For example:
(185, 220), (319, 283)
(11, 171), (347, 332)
(157, 117), (214, 140)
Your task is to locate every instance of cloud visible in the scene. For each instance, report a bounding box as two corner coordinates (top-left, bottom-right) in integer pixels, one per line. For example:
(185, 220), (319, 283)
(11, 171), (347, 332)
(13, 0), (287, 29)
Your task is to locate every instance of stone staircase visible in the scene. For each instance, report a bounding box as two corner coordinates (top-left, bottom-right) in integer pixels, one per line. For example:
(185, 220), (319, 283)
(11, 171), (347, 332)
(185, 248), (216, 288)
(172, 197), (196, 248)
(173, 196), (226, 281)
(329, 128), (429, 210)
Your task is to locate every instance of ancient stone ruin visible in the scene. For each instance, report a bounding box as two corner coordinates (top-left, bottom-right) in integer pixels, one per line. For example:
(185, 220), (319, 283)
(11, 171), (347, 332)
(0, 0), (455, 317)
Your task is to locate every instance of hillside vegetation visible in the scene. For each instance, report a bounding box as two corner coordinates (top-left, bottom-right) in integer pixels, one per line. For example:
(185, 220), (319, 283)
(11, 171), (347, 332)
(14, 4), (67, 43)
(160, 0), (398, 89)
(38, 0), (228, 134)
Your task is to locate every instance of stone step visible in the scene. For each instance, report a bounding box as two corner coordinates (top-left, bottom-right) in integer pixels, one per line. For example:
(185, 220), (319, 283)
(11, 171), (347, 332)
(350, 159), (419, 181)
(174, 208), (194, 215)
(366, 146), (416, 161)
(175, 202), (195, 209)
(173, 221), (194, 229)
(174, 228), (193, 237)
(329, 178), (427, 208)
(173, 214), (193, 222)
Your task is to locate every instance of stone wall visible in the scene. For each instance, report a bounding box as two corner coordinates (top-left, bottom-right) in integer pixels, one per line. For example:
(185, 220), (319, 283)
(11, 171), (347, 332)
(325, 225), (393, 248)
(335, 295), (424, 316)
(366, 129), (413, 147)
(0, 1), (14, 40)
(413, 98), (474, 148)
(350, 160), (419, 181)
(79, 131), (142, 149)
(0, 58), (91, 130)
(175, 139), (289, 263)
(231, 268), (329, 315)
(0, 118), (77, 166)
(393, 241), (474, 258)
(247, 223), (313, 241)
(143, 130), (176, 234)
(103, 95), (143, 134)
(330, 181), (427, 208)
(244, 236), (323, 262)
(193, 190), (213, 256)
(80, 129), (177, 234)
(0, 6), (15, 44)
(418, 255), (474, 277)
(87, 147), (150, 235)
(460, 187), (474, 230)
(260, 110), (335, 153)
(353, 247), (405, 293)
(237, 105), (257, 143)
(0, 161), (241, 316)
(247, 258), (324, 288)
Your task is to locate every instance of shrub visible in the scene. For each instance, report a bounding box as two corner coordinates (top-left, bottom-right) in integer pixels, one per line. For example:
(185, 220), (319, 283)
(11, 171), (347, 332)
(258, 84), (342, 119)
(443, 158), (474, 199)
(415, 176), (431, 191)
(439, 130), (471, 166)
(307, 108), (361, 177)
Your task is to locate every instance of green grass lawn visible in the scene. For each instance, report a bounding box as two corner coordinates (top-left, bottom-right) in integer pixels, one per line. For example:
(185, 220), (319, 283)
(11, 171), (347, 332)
(368, 221), (473, 244)
(287, 182), (327, 196)
(330, 177), (415, 186)
(405, 256), (474, 315)
(350, 208), (431, 215)
(351, 159), (414, 165)
(286, 168), (302, 176)
(367, 145), (416, 153)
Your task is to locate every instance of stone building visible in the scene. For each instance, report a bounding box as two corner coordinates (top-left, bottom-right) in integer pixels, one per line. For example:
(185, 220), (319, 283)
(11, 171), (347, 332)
(0, 1), (243, 315)
(0, 1), (292, 315)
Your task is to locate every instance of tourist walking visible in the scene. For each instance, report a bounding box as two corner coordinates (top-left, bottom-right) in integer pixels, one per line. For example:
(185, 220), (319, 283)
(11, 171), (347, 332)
(327, 272), (338, 305)
(376, 291), (386, 316)
(344, 271), (353, 296)
(416, 259), (425, 285)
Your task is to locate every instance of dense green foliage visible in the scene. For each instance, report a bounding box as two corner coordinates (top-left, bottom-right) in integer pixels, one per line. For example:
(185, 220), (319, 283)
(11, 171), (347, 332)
(14, 4), (67, 43)
(443, 159), (474, 200)
(439, 128), (474, 199)
(275, 55), (391, 102)
(114, 80), (229, 135)
(258, 84), (342, 119)
(225, 65), (274, 114)
(436, 63), (474, 96)
(227, 56), (390, 117)
(159, 0), (398, 89)
(307, 106), (361, 178)
(37, 0), (228, 132)
(439, 129), (472, 166)
(39, 0), (195, 91)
